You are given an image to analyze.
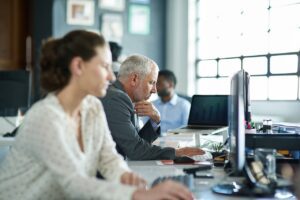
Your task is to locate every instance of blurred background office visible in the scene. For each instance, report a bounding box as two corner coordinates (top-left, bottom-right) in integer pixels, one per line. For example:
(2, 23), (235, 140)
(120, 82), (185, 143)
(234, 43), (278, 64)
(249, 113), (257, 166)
(0, 0), (300, 135)
(109, 41), (123, 75)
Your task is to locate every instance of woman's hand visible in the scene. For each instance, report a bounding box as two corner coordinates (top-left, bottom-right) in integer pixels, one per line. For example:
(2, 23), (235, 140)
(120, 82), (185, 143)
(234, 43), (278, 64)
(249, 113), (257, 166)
(120, 172), (147, 188)
(132, 180), (193, 200)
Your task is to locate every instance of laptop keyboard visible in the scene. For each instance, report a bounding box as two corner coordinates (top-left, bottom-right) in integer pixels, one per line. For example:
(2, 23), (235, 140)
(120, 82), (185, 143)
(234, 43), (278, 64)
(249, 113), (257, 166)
(151, 174), (194, 190)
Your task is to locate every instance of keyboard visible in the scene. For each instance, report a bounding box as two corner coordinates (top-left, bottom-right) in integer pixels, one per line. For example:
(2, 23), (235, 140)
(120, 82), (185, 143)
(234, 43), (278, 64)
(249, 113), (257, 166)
(192, 152), (213, 161)
(151, 174), (194, 190)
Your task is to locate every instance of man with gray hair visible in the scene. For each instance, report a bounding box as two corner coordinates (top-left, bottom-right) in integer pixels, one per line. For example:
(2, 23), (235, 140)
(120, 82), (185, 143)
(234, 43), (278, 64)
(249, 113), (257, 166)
(101, 54), (204, 160)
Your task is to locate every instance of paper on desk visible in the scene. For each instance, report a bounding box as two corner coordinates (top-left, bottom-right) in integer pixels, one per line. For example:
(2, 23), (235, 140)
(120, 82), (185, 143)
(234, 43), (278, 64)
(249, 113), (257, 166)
(272, 122), (300, 134)
(273, 122), (300, 127)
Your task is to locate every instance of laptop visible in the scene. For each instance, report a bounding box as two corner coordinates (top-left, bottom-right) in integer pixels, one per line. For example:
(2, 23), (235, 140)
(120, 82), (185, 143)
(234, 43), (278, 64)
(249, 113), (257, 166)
(168, 95), (228, 133)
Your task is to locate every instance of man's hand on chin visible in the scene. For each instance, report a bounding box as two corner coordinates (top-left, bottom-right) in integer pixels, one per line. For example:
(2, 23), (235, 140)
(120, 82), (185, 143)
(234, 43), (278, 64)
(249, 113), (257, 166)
(134, 101), (160, 124)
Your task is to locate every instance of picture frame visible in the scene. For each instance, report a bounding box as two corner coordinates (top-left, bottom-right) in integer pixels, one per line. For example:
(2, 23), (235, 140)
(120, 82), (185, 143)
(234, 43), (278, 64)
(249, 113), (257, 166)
(99, 0), (125, 11)
(128, 5), (150, 35)
(101, 14), (123, 44)
(130, 0), (150, 4)
(67, 0), (95, 26)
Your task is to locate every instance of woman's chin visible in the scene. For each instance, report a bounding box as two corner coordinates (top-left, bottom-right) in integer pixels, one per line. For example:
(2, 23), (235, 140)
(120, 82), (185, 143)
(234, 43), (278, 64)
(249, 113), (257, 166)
(98, 90), (107, 98)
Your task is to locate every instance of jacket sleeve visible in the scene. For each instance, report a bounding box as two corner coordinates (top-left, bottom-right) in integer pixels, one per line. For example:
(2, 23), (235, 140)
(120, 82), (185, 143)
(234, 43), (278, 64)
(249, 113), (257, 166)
(102, 91), (175, 160)
(96, 102), (131, 180)
(138, 119), (160, 143)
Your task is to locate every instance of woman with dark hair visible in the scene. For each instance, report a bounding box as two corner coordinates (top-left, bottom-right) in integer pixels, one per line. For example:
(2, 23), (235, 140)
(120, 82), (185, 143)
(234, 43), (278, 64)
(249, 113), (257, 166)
(0, 30), (193, 200)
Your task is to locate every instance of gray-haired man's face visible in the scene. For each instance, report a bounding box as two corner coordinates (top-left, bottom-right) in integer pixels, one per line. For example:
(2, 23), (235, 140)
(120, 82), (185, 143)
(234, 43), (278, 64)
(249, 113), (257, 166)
(132, 65), (158, 102)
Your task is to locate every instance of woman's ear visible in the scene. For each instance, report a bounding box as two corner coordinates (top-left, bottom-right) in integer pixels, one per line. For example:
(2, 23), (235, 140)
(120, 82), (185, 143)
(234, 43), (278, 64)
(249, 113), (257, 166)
(70, 57), (83, 76)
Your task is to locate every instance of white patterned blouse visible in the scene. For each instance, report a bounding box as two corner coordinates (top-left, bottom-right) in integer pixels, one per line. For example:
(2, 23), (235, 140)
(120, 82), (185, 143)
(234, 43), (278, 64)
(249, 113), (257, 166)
(0, 93), (136, 200)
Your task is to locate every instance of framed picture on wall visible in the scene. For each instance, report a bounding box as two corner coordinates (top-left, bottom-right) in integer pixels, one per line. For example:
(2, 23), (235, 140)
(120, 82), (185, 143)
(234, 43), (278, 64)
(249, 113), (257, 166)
(99, 0), (125, 11)
(101, 14), (123, 44)
(130, 0), (150, 4)
(128, 5), (150, 35)
(67, 0), (95, 26)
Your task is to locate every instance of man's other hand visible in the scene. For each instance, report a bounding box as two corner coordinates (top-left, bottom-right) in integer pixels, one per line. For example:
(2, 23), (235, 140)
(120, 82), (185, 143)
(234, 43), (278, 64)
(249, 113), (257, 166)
(175, 147), (205, 157)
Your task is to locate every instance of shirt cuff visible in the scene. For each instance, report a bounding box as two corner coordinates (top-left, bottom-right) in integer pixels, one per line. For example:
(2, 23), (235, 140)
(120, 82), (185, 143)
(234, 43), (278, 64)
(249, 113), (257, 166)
(150, 119), (160, 131)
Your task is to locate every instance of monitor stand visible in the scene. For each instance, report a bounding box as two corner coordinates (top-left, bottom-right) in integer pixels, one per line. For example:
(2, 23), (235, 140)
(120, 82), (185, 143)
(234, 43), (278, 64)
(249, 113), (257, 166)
(215, 161), (294, 198)
(212, 181), (274, 197)
(215, 163), (274, 196)
(212, 181), (294, 198)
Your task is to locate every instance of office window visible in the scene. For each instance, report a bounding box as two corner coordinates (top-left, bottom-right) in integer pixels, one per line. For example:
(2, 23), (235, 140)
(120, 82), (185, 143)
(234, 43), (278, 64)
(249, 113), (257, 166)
(197, 78), (229, 95)
(250, 77), (268, 100)
(219, 59), (241, 77)
(198, 60), (217, 77)
(269, 2), (300, 53)
(299, 77), (300, 97)
(195, 0), (300, 100)
(270, 55), (298, 74)
(243, 57), (267, 75)
(241, 0), (269, 55)
(269, 76), (298, 100)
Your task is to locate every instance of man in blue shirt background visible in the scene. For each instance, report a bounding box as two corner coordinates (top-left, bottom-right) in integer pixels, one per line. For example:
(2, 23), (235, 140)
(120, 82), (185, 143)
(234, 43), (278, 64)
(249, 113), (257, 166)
(153, 70), (191, 133)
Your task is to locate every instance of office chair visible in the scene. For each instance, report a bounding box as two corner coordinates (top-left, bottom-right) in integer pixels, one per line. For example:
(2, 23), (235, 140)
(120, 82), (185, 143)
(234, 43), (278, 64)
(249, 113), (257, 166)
(0, 70), (32, 137)
(177, 93), (192, 102)
(0, 70), (32, 117)
(0, 70), (31, 160)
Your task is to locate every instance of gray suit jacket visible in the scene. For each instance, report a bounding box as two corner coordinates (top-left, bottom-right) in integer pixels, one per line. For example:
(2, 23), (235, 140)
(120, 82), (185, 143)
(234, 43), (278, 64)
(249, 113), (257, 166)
(101, 80), (175, 160)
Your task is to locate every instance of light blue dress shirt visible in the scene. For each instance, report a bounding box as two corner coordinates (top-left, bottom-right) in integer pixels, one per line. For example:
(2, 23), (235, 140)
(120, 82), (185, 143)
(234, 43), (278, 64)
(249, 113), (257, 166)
(152, 94), (191, 133)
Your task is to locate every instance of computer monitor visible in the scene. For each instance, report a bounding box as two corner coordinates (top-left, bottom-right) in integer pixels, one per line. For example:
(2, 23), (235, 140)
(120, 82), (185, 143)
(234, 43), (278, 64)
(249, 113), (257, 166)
(0, 70), (31, 116)
(211, 69), (250, 194)
(244, 71), (251, 123)
(212, 70), (292, 197)
(227, 69), (248, 176)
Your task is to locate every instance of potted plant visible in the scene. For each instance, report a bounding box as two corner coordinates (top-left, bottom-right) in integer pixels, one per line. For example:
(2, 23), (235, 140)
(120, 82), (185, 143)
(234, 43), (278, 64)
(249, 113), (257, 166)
(211, 142), (226, 159)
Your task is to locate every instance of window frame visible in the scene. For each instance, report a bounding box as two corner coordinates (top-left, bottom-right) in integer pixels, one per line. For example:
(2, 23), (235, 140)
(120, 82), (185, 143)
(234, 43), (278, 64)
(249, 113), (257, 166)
(194, 0), (300, 101)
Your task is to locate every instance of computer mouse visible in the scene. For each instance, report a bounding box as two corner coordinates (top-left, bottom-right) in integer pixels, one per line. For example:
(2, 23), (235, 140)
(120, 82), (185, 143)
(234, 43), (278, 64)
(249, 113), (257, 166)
(173, 156), (195, 164)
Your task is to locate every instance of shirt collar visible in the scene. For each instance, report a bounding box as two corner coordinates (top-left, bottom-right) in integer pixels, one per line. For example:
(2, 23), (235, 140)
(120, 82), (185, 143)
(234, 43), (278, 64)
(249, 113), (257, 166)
(112, 79), (125, 92)
(169, 93), (178, 105)
(159, 93), (178, 106)
(111, 79), (134, 105)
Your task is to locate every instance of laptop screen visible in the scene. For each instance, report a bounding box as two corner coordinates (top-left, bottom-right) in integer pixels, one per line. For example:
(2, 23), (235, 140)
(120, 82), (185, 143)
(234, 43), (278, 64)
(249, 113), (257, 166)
(188, 95), (228, 126)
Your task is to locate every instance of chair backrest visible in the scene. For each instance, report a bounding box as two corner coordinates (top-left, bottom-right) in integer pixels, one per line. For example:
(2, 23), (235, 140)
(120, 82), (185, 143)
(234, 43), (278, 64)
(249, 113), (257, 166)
(178, 93), (192, 103)
(0, 70), (31, 116)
